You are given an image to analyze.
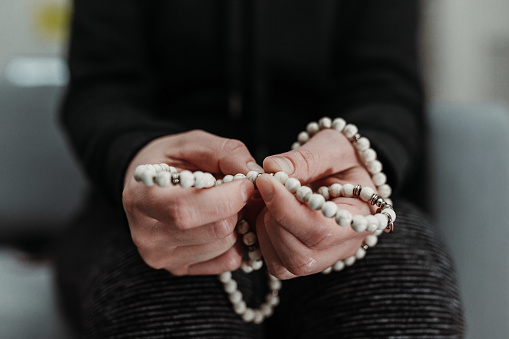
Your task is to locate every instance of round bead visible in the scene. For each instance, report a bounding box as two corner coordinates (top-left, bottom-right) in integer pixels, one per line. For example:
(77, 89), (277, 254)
(203, 173), (216, 187)
(359, 187), (375, 202)
(291, 142), (301, 150)
(382, 207), (396, 223)
(344, 256), (356, 266)
(215, 179), (223, 186)
(229, 290), (242, 304)
(285, 178), (301, 193)
(246, 171), (259, 183)
(193, 171), (206, 188)
(321, 201), (338, 218)
(140, 169), (156, 186)
(374, 213), (388, 231)
(385, 198), (393, 206)
(296, 186), (313, 202)
(342, 183), (354, 197)
(355, 137), (370, 151)
(343, 124), (358, 139)
(317, 186), (330, 200)
(367, 160), (383, 174)
(152, 164), (163, 173)
(378, 184), (392, 198)
(234, 173), (246, 180)
(179, 170), (195, 188)
(322, 266), (333, 275)
(333, 260), (345, 271)
(219, 271), (232, 283)
(168, 166), (178, 173)
(243, 232), (257, 246)
(365, 215), (379, 232)
(329, 183), (342, 198)
(362, 148), (377, 163)
(266, 294), (280, 306)
(306, 121), (320, 136)
(134, 165), (148, 182)
(308, 193), (325, 210)
(159, 163), (170, 171)
(223, 174), (234, 183)
(269, 279), (282, 291)
(297, 131), (310, 144)
(224, 280), (238, 293)
(155, 171), (171, 187)
(261, 303), (274, 317)
(237, 219), (250, 235)
(355, 247), (367, 260)
(249, 259), (264, 270)
(274, 171), (289, 185)
(241, 263), (254, 273)
(253, 311), (265, 324)
(335, 209), (352, 227)
(365, 234), (378, 247)
(351, 215), (367, 232)
(242, 308), (255, 322)
(248, 248), (262, 261)
(332, 118), (346, 131)
(318, 117), (332, 129)
(372, 172), (387, 186)
(233, 301), (247, 315)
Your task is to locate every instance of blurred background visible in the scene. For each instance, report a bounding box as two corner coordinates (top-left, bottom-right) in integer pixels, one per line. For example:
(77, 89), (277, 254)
(0, 0), (507, 338)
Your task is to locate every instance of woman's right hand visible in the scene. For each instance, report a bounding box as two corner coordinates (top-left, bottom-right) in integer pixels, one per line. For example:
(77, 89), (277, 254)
(122, 130), (261, 276)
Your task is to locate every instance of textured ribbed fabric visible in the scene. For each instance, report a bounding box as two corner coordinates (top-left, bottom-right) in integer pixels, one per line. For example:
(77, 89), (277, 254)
(56, 197), (464, 338)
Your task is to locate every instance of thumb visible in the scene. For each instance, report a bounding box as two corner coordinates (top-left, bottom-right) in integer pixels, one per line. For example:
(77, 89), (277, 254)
(263, 129), (358, 183)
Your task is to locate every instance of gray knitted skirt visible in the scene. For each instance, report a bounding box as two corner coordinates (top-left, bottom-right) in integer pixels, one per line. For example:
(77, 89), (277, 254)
(56, 195), (465, 338)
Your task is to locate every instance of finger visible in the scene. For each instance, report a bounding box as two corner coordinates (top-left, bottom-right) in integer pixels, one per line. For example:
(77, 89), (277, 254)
(256, 174), (361, 249)
(125, 178), (255, 230)
(186, 240), (244, 275)
(176, 130), (264, 175)
(263, 129), (357, 183)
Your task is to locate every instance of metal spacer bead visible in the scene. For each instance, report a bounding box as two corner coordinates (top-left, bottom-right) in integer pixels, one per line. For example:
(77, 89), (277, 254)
(381, 211), (393, 225)
(361, 242), (369, 250)
(384, 222), (394, 233)
(171, 172), (180, 185)
(370, 194), (379, 206)
(352, 133), (361, 142)
(353, 185), (362, 196)
(382, 203), (393, 210)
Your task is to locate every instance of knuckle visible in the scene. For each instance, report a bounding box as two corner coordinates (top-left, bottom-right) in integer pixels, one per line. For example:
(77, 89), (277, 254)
(167, 200), (196, 230)
(295, 148), (318, 177)
(303, 230), (335, 250)
(222, 139), (247, 155)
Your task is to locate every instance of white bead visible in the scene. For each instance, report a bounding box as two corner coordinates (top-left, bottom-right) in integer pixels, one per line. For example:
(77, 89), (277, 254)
(375, 229), (384, 236)
(224, 280), (238, 293)
(241, 263), (254, 273)
(306, 121), (320, 136)
(249, 259), (264, 270)
(374, 213), (388, 231)
(261, 303), (274, 317)
(179, 170), (195, 188)
(234, 301), (247, 315)
(318, 117), (332, 129)
(297, 131), (309, 144)
(296, 186), (313, 202)
(365, 215), (379, 232)
(322, 266), (333, 274)
(367, 160), (383, 174)
(266, 294), (280, 306)
(215, 179), (223, 186)
(229, 290), (242, 304)
(343, 124), (358, 139)
(285, 178), (301, 193)
(222, 174), (234, 183)
(246, 171), (259, 183)
(291, 142), (301, 150)
(218, 271), (232, 283)
(335, 209), (352, 226)
(344, 256), (356, 266)
(360, 187), (375, 202)
(159, 163), (170, 171)
(152, 164), (164, 173)
(332, 118), (346, 132)
(193, 171), (206, 188)
(384, 198), (393, 206)
(155, 171), (171, 187)
(243, 232), (257, 246)
(308, 193), (325, 210)
(242, 308), (255, 322)
(203, 173), (216, 187)
(134, 165), (148, 182)
(355, 137), (370, 151)
(378, 184), (392, 198)
(351, 215), (367, 232)
(329, 183), (342, 198)
(237, 219), (250, 235)
(372, 172), (387, 186)
(140, 169), (156, 186)
(269, 279), (282, 291)
(317, 186), (330, 200)
(234, 173), (246, 180)
(333, 260), (345, 271)
(253, 311), (265, 324)
(362, 148), (377, 163)
(321, 201), (338, 218)
(248, 248), (262, 261)
(342, 183), (354, 197)
(355, 247), (367, 259)
(168, 166), (178, 173)
(274, 171), (289, 185)
(365, 234), (378, 247)
(382, 207), (396, 222)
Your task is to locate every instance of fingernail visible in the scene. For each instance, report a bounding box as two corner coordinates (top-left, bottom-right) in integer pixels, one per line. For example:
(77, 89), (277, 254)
(240, 181), (249, 203)
(247, 161), (264, 173)
(273, 157), (294, 174)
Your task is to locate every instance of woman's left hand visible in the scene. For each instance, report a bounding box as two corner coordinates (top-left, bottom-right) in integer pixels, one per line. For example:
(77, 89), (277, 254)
(255, 129), (377, 280)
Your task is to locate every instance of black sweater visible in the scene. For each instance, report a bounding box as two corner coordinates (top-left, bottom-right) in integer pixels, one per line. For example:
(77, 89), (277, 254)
(61, 0), (424, 206)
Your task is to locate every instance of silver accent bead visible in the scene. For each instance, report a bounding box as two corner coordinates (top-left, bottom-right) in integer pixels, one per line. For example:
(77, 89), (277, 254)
(353, 185), (362, 196)
(361, 242), (369, 250)
(171, 172), (180, 185)
(352, 133), (361, 142)
(376, 198), (385, 208)
(370, 194), (379, 205)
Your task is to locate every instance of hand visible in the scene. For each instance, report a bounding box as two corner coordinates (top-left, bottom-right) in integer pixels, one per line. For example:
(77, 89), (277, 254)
(122, 130), (262, 275)
(255, 129), (375, 279)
